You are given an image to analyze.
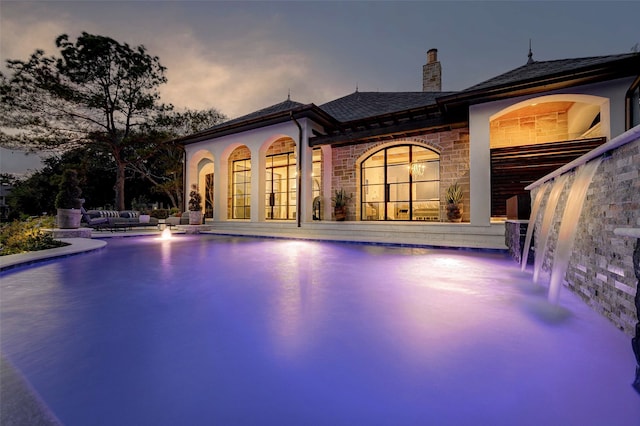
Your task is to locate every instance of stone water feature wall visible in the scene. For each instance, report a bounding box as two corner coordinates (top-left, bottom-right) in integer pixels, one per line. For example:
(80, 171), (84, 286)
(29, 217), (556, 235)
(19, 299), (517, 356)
(530, 136), (639, 336)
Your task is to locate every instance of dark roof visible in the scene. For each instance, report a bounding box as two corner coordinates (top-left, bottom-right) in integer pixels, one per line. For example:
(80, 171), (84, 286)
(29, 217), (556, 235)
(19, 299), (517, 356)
(179, 52), (638, 146)
(438, 53), (640, 110)
(219, 99), (305, 128)
(177, 98), (338, 145)
(464, 53), (638, 92)
(319, 91), (456, 122)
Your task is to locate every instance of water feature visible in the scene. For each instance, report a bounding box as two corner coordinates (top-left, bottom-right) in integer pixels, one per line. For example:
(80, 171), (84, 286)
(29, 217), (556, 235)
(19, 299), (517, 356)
(633, 238), (640, 393)
(548, 158), (603, 304)
(521, 125), (640, 395)
(520, 182), (549, 271)
(1, 235), (638, 424)
(532, 174), (569, 283)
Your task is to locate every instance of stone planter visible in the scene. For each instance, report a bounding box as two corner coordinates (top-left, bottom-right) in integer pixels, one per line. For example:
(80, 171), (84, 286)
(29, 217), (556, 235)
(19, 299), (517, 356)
(139, 214), (151, 224)
(189, 211), (203, 225)
(56, 208), (82, 229)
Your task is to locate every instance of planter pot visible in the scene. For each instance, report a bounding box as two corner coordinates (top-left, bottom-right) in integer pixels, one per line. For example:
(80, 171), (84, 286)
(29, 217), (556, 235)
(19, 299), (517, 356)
(189, 211), (203, 225)
(446, 203), (463, 223)
(139, 214), (151, 224)
(334, 206), (347, 221)
(57, 208), (82, 229)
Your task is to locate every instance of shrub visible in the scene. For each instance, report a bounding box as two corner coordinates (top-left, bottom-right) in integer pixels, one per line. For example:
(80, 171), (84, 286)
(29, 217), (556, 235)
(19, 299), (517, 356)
(188, 185), (202, 212)
(149, 209), (170, 219)
(0, 218), (68, 256)
(55, 169), (83, 209)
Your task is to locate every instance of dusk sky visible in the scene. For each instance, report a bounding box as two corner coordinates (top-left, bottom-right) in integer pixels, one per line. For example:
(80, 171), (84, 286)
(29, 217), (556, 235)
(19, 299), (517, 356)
(1, 1), (639, 174)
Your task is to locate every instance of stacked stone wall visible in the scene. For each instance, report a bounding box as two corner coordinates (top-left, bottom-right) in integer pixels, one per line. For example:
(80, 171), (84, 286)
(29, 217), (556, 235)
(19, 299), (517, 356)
(266, 137), (296, 157)
(491, 111), (569, 148)
(531, 137), (639, 335)
(330, 128), (470, 221)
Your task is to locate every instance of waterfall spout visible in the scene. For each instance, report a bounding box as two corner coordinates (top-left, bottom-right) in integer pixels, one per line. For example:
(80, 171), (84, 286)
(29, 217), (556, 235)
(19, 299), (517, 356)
(521, 182), (549, 271)
(533, 175), (569, 283)
(548, 158), (603, 304)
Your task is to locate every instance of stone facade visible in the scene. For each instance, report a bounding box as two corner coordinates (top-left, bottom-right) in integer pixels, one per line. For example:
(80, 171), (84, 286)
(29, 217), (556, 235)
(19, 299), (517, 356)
(422, 48), (441, 92)
(266, 137), (296, 157)
(530, 137), (639, 336)
(330, 128), (470, 222)
(505, 220), (532, 265)
(490, 109), (570, 148)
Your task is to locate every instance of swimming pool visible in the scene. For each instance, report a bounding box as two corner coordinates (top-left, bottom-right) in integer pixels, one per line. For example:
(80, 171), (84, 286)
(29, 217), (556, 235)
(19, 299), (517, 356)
(1, 235), (638, 425)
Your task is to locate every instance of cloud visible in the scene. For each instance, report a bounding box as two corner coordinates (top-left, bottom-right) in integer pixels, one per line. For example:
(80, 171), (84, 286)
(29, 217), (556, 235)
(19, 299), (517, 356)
(0, 7), (68, 69)
(1, 5), (349, 120)
(155, 26), (349, 118)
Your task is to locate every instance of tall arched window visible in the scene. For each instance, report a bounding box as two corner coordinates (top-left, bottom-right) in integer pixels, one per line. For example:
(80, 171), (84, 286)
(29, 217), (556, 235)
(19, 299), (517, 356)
(264, 137), (297, 220)
(265, 152), (296, 219)
(361, 145), (440, 221)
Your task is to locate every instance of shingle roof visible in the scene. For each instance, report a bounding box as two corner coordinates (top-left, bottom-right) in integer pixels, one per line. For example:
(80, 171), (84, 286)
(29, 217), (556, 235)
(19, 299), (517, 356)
(462, 53), (638, 92)
(319, 91), (456, 122)
(218, 98), (305, 128)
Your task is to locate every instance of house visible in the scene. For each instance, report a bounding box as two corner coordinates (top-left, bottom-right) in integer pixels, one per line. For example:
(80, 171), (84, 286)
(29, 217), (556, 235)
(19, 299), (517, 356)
(177, 49), (640, 249)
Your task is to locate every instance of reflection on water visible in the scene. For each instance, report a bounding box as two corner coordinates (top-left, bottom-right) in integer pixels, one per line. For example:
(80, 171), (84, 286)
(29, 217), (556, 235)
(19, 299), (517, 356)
(1, 236), (638, 425)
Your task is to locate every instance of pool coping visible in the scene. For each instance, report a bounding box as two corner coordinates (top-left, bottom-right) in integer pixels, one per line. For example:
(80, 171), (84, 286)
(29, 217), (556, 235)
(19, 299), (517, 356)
(0, 238), (107, 272)
(0, 355), (62, 426)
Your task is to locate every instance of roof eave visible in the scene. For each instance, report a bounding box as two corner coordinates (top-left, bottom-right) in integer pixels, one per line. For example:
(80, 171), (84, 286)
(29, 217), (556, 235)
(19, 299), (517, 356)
(177, 104), (339, 145)
(310, 116), (466, 147)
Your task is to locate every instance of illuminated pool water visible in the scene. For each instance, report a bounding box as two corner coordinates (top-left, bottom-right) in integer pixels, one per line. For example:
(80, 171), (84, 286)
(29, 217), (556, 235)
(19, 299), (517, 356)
(1, 235), (638, 425)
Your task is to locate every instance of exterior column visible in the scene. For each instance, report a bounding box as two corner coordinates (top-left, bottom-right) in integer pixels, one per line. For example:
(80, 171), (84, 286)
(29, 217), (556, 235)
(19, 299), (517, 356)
(213, 153), (226, 221)
(251, 148), (264, 222)
(321, 145), (333, 221)
(469, 106), (491, 225)
(299, 122), (314, 223)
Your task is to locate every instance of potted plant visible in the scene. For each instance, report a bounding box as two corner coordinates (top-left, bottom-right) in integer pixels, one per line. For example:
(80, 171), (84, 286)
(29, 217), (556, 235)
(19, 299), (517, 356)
(188, 184), (203, 225)
(332, 188), (351, 221)
(55, 169), (83, 229)
(446, 182), (464, 222)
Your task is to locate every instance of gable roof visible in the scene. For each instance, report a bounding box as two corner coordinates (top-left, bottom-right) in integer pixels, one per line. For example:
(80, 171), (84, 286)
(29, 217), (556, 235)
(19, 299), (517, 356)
(319, 91), (456, 122)
(438, 53), (640, 110)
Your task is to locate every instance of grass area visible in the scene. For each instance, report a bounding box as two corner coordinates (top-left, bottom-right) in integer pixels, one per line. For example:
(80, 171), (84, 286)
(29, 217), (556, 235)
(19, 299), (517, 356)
(0, 217), (69, 256)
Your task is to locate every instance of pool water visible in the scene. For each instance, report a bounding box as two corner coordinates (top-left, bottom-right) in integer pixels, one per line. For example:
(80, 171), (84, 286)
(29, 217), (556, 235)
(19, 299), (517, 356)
(1, 235), (638, 425)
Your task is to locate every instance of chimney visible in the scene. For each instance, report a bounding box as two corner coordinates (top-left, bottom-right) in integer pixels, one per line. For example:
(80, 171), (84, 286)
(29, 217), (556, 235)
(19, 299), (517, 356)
(422, 48), (441, 92)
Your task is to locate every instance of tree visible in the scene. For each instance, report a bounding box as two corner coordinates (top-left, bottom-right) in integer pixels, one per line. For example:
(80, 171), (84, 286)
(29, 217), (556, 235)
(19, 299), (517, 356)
(1, 32), (169, 210)
(127, 108), (226, 209)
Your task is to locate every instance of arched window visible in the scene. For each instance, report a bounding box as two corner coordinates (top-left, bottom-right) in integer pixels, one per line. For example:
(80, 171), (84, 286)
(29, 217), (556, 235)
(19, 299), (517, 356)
(361, 144), (440, 221)
(264, 137), (297, 220)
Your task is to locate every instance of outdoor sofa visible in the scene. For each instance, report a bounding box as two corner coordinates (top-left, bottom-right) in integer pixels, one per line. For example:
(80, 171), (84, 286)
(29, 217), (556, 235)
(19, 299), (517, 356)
(84, 210), (159, 231)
